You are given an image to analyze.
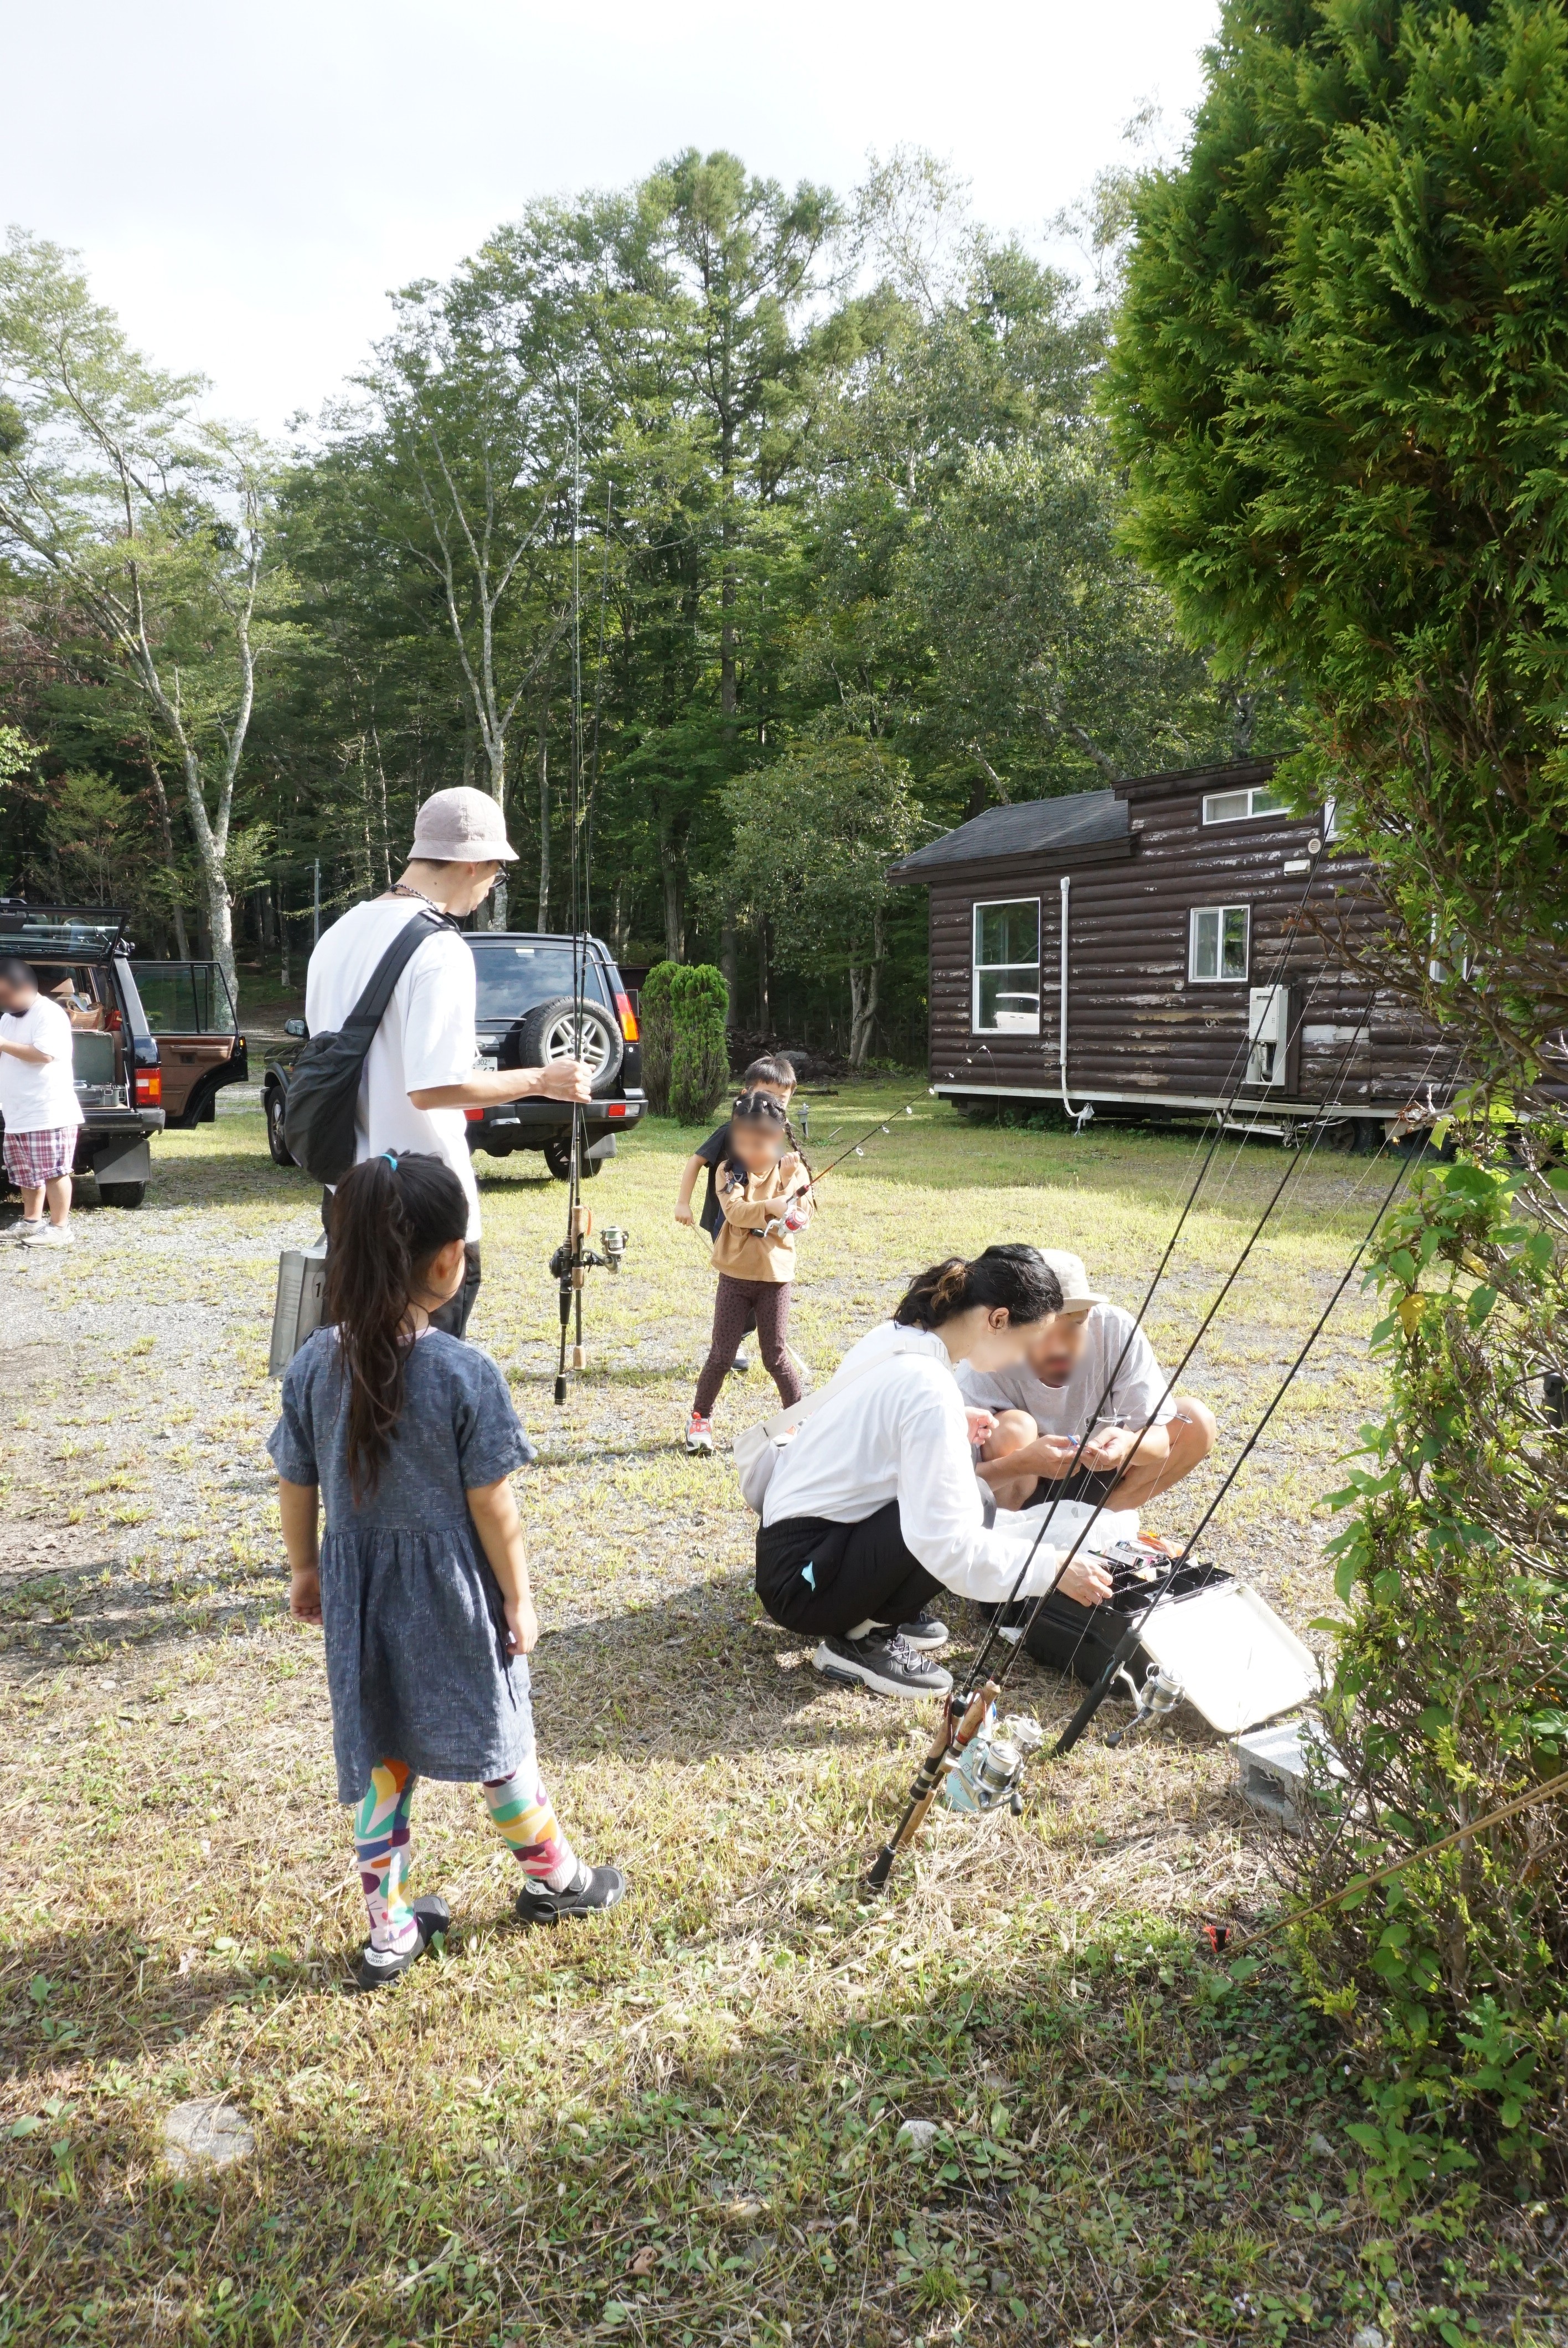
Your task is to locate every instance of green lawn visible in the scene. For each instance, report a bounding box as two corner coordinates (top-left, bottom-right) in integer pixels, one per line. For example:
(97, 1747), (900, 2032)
(0, 1087), (1556, 2344)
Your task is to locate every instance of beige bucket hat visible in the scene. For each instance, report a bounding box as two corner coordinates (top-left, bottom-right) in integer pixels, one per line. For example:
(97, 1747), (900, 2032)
(1040, 1248), (1108, 1315)
(409, 786), (519, 863)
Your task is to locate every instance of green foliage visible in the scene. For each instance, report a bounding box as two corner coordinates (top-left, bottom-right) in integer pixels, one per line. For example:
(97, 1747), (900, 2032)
(720, 740), (924, 1066)
(669, 962), (730, 1123)
(1293, 1151), (1568, 2195)
(638, 960), (680, 1115)
(1108, 1), (1568, 1087)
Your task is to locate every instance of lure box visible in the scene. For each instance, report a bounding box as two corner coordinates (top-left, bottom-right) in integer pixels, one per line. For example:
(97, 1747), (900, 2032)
(1022, 1541), (1221, 1686)
(269, 1236), (329, 1377)
(1024, 1542), (1322, 1737)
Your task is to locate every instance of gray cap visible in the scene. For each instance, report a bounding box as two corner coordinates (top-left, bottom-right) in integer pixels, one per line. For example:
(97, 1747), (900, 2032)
(409, 786), (518, 864)
(1040, 1248), (1107, 1315)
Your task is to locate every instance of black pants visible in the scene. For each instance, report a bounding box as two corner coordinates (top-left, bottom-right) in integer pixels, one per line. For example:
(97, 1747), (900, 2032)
(755, 1502), (943, 1636)
(430, 1243), (482, 1340)
(1025, 1466), (1120, 1508)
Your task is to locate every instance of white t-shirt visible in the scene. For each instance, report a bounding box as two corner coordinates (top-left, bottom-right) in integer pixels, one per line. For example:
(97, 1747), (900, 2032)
(957, 1302), (1176, 1439)
(0, 995), (83, 1135)
(305, 900), (482, 1240)
(761, 1321), (1071, 1603)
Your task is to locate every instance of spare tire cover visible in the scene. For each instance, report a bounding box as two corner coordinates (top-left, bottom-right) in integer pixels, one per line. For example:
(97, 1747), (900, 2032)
(508, 995), (624, 1098)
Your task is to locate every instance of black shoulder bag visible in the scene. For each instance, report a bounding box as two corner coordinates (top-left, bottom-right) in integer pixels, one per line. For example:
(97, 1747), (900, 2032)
(283, 909), (456, 1185)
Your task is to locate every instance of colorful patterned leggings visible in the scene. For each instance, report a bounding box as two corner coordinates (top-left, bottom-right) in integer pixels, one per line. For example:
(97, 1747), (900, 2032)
(353, 1758), (579, 1954)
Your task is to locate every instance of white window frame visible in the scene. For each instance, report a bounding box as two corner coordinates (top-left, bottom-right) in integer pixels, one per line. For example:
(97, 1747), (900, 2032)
(972, 896), (1041, 1034)
(1321, 794), (1340, 841)
(1201, 784), (1287, 825)
(1189, 904), (1251, 984)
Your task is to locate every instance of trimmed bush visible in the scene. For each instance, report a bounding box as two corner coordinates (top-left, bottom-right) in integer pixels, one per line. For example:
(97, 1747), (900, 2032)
(670, 963), (730, 1125)
(639, 961), (679, 1115)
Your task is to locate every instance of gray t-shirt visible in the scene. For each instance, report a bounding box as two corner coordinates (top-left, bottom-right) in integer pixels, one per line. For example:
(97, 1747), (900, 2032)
(956, 1303), (1176, 1441)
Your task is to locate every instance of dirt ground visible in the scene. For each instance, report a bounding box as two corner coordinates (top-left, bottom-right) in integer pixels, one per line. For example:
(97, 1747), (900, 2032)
(1, 1088), (1557, 2346)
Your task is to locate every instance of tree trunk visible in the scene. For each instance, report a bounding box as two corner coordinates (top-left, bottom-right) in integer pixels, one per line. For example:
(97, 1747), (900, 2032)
(659, 820), (685, 962)
(720, 907), (736, 1021)
(536, 700), (550, 930)
(144, 750), (189, 959)
(487, 737), (509, 928)
(756, 916), (771, 1032)
(847, 910), (886, 1068)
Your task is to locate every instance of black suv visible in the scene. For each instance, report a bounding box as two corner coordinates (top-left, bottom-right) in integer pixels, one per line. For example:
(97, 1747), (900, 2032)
(264, 930), (645, 1179)
(0, 902), (165, 1206)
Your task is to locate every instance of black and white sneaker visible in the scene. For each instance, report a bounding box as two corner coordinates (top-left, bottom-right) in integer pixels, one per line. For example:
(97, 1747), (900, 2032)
(731, 1352), (751, 1373)
(354, 1894), (450, 1991)
(898, 1610), (950, 1651)
(812, 1629), (954, 1699)
(515, 1862), (627, 1928)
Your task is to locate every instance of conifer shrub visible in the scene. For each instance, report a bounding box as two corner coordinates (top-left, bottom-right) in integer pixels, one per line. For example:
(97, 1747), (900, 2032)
(639, 961), (679, 1115)
(670, 964), (730, 1124)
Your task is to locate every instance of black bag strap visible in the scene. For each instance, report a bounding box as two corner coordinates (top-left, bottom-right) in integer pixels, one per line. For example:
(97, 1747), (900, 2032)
(337, 908), (456, 1038)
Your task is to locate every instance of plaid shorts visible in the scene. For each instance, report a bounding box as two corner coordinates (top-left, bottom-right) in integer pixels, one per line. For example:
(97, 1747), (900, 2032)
(3, 1125), (77, 1185)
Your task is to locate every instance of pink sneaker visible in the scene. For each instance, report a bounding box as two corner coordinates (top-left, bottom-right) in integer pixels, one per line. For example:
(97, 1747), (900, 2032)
(684, 1412), (714, 1456)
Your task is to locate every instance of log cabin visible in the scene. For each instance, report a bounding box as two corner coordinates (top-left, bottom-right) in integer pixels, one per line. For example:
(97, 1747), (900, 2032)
(886, 758), (1459, 1142)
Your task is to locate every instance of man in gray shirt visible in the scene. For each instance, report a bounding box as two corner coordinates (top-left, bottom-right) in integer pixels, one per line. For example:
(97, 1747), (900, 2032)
(957, 1249), (1217, 1515)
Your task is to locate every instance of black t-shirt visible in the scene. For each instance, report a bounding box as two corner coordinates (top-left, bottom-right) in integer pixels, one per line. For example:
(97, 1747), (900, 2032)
(694, 1122), (732, 1237)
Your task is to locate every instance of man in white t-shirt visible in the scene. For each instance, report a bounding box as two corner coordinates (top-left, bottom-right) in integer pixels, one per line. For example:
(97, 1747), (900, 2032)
(957, 1248), (1218, 1514)
(0, 957), (85, 1249)
(305, 786), (591, 1336)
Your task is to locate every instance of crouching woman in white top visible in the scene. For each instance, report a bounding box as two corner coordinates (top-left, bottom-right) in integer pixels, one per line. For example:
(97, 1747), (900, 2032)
(756, 1247), (1113, 1699)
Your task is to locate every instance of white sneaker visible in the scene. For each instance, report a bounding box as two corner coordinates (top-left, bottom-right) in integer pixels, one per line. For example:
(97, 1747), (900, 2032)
(22, 1224), (74, 1249)
(7, 1219), (44, 1242)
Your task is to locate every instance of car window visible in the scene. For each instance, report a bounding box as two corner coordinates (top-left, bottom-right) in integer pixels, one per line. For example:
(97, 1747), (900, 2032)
(131, 961), (237, 1034)
(469, 943), (609, 1021)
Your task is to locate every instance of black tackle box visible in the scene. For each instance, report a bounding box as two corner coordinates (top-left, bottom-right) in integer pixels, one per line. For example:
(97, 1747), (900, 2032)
(1023, 1542), (1233, 1687)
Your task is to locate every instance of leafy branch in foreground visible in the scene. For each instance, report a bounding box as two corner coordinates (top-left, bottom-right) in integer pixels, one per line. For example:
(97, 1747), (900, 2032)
(1292, 1150), (1568, 2203)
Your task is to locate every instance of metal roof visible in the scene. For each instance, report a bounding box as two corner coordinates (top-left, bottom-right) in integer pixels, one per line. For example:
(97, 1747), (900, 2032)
(888, 789), (1128, 878)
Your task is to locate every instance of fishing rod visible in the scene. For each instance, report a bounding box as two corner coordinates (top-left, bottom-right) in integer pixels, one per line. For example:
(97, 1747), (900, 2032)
(869, 972), (1399, 1889)
(551, 394), (627, 1404)
(803, 1105), (917, 1193)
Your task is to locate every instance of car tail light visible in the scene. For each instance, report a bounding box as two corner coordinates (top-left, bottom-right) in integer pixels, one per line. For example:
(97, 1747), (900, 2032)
(615, 991), (639, 1042)
(606, 1102), (627, 1118)
(465, 1107), (484, 1122)
(135, 1068), (162, 1107)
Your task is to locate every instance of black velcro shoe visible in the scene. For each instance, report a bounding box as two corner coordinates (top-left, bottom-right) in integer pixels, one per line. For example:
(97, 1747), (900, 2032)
(812, 1630), (953, 1700)
(515, 1863), (627, 1928)
(898, 1610), (950, 1651)
(354, 1894), (450, 1991)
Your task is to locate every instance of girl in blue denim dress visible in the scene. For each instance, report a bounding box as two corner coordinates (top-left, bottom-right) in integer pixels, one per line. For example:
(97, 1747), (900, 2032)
(269, 1150), (623, 1989)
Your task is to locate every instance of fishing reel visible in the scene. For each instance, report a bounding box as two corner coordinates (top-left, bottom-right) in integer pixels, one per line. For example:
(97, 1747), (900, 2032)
(942, 1706), (1047, 1816)
(551, 1206), (631, 1402)
(549, 1217), (628, 1282)
(1103, 1665), (1183, 1748)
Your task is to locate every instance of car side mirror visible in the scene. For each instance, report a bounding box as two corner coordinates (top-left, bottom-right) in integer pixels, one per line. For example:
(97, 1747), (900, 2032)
(283, 1018), (307, 1039)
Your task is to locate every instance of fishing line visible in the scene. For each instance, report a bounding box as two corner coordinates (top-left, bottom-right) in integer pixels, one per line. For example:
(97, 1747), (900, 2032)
(1050, 1144), (1417, 1755)
(963, 986), (1377, 1698)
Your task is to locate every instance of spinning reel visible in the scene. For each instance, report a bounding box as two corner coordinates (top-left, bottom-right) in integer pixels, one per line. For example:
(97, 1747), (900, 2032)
(551, 1206), (630, 1403)
(942, 1708), (1047, 1816)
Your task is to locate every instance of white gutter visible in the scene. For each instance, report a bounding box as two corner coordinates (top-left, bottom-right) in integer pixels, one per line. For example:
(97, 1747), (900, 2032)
(1059, 874), (1094, 1131)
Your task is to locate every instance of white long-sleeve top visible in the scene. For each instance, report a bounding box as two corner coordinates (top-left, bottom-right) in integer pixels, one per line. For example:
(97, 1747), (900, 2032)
(760, 1321), (1067, 1603)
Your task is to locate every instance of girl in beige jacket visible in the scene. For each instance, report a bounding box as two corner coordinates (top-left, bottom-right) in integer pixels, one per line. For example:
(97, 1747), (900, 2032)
(685, 1090), (813, 1454)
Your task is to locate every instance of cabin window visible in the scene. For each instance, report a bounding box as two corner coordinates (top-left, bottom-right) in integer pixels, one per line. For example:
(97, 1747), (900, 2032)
(1321, 795), (1340, 841)
(972, 899), (1041, 1033)
(1189, 904), (1250, 983)
(1201, 784), (1286, 824)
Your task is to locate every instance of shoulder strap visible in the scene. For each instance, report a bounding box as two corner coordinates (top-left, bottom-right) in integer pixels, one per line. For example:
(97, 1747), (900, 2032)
(339, 909), (455, 1037)
(757, 1332), (934, 1445)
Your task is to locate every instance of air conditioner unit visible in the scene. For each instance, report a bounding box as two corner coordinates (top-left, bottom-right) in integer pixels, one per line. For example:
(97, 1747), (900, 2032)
(1246, 984), (1290, 1087)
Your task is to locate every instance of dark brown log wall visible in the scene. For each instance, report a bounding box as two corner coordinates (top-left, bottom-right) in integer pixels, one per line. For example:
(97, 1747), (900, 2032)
(923, 775), (1458, 1118)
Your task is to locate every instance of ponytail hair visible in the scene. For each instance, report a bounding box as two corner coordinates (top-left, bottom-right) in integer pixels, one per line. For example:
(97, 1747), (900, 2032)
(324, 1151), (470, 1499)
(894, 1243), (1062, 1331)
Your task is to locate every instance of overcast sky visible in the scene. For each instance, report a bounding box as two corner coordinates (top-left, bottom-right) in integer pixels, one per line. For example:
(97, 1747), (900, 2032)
(2, 0), (1219, 435)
